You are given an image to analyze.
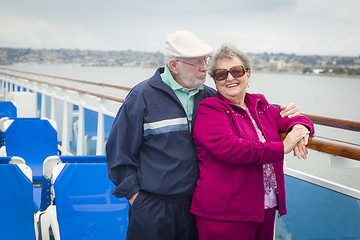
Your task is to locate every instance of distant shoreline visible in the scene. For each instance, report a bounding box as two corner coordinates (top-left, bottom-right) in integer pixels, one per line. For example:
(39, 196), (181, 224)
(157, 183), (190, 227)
(1, 47), (360, 77)
(2, 63), (360, 80)
(253, 69), (360, 79)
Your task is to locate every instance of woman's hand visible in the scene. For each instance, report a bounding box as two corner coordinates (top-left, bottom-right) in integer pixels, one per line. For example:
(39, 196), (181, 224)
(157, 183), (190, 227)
(292, 125), (310, 159)
(283, 125), (310, 156)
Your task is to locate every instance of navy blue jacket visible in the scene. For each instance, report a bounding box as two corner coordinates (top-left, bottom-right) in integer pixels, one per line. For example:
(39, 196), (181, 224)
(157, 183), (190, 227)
(106, 67), (216, 200)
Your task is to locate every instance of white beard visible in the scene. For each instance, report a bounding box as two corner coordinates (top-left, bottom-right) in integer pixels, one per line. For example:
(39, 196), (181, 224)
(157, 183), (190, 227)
(177, 64), (206, 89)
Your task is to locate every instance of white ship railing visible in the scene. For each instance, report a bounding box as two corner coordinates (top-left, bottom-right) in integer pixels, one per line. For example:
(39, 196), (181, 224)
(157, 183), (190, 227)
(1, 67), (360, 201)
(0, 68), (126, 156)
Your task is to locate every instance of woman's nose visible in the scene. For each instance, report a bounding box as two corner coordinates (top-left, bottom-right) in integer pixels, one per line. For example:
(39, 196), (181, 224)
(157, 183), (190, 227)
(226, 71), (235, 80)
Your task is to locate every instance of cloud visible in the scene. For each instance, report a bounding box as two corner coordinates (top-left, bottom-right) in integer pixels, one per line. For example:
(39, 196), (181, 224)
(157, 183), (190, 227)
(0, 0), (359, 56)
(0, 16), (97, 49)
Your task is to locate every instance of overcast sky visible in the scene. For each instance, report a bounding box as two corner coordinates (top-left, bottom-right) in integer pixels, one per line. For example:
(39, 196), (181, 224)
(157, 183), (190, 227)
(1, 0), (359, 56)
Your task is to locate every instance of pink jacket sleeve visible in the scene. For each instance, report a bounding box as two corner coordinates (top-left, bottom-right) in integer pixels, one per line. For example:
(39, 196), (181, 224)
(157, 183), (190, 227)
(193, 99), (285, 165)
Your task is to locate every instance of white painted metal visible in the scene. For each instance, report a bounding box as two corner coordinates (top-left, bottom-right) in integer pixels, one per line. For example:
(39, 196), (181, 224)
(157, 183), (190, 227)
(8, 92), (37, 117)
(96, 109), (105, 155)
(61, 101), (70, 155)
(41, 94), (46, 118)
(51, 97), (55, 120)
(284, 167), (360, 199)
(330, 155), (360, 168)
(0, 74), (121, 156)
(77, 105), (85, 155)
(3, 72), (359, 201)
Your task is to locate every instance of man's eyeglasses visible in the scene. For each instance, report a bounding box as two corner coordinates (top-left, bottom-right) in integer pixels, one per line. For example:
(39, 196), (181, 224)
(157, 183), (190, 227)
(212, 65), (250, 81)
(175, 56), (210, 70)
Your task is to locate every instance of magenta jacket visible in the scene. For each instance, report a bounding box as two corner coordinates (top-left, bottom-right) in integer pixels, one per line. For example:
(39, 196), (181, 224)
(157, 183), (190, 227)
(191, 92), (314, 222)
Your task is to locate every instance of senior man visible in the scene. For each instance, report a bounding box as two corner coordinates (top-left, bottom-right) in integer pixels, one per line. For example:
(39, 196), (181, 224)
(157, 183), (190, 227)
(106, 30), (299, 240)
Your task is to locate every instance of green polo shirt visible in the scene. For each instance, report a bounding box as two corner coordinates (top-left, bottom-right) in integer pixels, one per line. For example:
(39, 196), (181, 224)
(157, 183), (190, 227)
(161, 65), (204, 131)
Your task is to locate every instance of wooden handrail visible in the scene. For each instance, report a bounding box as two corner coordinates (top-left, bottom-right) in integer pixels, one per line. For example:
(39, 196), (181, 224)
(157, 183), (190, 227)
(307, 136), (360, 161)
(303, 113), (360, 132)
(280, 133), (360, 162)
(1, 68), (360, 129)
(2, 69), (360, 162)
(3, 68), (359, 132)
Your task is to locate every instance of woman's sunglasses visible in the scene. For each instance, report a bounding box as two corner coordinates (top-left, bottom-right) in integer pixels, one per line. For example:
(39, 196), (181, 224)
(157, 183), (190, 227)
(213, 65), (250, 81)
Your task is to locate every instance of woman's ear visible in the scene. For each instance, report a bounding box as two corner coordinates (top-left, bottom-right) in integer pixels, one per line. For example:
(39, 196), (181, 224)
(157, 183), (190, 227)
(247, 70), (251, 79)
(246, 70), (251, 88)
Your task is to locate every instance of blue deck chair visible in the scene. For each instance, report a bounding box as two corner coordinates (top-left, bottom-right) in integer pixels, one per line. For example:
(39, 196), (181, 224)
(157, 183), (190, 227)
(0, 118), (59, 182)
(0, 118), (59, 212)
(0, 161), (36, 240)
(39, 162), (128, 240)
(0, 101), (17, 148)
(0, 156), (41, 213)
(0, 101), (17, 119)
(39, 155), (107, 210)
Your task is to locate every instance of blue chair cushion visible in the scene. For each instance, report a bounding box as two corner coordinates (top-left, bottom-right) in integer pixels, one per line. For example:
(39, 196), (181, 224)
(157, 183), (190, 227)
(54, 163), (128, 240)
(0, 101), (17, 118)
(0, 164), (36, 240)
(4, 118), (58, 178)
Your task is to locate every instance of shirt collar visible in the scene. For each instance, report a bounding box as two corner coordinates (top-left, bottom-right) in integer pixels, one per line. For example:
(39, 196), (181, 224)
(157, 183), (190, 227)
(216, 91), (266, 108)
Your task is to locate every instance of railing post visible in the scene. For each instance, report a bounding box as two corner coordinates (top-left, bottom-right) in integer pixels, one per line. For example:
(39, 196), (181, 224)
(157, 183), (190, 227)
(96, 109), (105, 155)
(32, 90), (39, 117)
(50, 97), (55, 121)
(77, 105), (85, 155)
(41, 94), (46, 118)
(61, 100), (73, 155)
(4, 81), (8, 100)
(0, 79), (4, 98)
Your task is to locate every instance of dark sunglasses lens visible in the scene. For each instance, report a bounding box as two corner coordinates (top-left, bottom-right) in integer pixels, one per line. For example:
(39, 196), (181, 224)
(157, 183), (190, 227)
(230, 67), (245, 78)
(214, 70), (228, 80)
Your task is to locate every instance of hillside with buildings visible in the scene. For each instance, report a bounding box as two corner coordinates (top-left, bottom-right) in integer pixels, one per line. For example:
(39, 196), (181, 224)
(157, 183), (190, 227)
(1, 48), (360, 76)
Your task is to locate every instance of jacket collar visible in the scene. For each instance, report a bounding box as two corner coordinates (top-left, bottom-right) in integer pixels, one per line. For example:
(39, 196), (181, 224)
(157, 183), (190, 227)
(148, 67), (168, 90)
(147, 67), (210, 134)
(146, 67), (180, 100)
(216, 91), (267, 110)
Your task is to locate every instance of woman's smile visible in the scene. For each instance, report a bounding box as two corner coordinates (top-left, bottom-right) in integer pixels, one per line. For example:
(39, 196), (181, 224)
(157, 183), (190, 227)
(226, 82), (240, 88)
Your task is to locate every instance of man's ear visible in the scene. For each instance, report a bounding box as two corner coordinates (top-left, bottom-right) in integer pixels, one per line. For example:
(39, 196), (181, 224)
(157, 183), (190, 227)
(168, 59), (179, 74)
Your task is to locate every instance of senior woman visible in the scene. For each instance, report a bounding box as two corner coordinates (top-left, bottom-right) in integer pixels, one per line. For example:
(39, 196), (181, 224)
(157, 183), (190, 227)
(191, 43), (314, 240)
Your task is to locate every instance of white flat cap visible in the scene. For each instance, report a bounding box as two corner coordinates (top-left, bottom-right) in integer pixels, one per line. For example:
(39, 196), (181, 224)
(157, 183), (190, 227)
(164, 30), (213, 58)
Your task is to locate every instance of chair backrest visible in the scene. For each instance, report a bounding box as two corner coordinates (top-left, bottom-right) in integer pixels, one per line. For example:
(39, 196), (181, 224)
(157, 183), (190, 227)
(0, 102), (17, 148)
(39, 155), (107, 211)
(4, 118), (58, 178)
(0, 164), (36, 240)
(0, 101), (17, 118)
(54, 163), (128, 240)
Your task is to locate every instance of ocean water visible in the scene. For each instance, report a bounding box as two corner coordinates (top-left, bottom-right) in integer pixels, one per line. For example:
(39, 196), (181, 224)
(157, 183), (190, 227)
(4, 64), (360, 190)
